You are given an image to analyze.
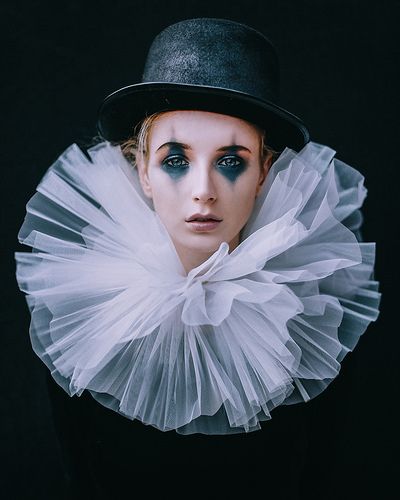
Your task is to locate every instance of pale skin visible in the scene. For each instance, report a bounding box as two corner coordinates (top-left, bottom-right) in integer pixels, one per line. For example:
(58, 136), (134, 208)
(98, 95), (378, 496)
(137, 110), (273, 274)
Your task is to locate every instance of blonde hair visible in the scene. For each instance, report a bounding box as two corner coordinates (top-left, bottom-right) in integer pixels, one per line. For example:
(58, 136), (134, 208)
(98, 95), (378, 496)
(120, 111), (280, 168)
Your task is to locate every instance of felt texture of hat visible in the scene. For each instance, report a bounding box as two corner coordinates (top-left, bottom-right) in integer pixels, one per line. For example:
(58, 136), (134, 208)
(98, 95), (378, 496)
(97, 18), (310, 151)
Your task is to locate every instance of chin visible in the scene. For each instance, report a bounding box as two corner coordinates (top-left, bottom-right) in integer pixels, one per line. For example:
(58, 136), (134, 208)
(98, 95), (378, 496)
(184, 233), (227, 254)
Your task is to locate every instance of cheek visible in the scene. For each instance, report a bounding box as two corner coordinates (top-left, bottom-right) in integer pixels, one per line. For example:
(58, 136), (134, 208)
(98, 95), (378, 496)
(232, 169), (259, 201)
(232, 173), (259, 213)
(236, 191), (256, 222)
(148, 172), (183, 223)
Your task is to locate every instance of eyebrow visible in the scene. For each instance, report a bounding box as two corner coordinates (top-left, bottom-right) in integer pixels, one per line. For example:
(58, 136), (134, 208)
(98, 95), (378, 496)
(155, 141), (252, 153)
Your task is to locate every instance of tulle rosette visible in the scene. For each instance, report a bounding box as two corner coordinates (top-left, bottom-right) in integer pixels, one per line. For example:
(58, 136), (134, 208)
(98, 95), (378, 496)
(15, 140), (381, 434)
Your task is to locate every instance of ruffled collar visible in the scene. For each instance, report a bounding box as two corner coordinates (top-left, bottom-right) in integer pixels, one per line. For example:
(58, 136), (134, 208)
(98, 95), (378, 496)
(15, 140), (381, 434)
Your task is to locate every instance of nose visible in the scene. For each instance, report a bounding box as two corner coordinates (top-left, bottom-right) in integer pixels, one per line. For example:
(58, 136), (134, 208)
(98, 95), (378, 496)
(192, 168), (217, 203)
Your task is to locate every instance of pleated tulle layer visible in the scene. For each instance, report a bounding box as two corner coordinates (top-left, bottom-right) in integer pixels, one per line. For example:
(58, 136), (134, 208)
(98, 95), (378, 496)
(15, 140), (381, 434)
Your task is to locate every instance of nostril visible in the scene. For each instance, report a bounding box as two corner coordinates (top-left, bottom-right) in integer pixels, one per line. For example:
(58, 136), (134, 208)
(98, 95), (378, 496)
(193, 195), (217, 202)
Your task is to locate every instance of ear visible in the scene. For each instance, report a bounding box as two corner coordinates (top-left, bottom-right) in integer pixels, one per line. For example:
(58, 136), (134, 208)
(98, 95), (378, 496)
(255, 153), (273, 197)
(136, 158), (153, 199)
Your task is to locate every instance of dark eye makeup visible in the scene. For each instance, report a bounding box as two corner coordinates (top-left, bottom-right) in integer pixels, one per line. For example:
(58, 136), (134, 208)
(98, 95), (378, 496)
(163, 155), (190, 168)
(162, 154), (244, 169)
(218, 156), (243, 168)
(160, 152), (248, 182)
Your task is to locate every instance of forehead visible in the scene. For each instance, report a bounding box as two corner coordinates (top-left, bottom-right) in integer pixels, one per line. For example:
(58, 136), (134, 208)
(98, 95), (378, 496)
(148, 110), (262, 149)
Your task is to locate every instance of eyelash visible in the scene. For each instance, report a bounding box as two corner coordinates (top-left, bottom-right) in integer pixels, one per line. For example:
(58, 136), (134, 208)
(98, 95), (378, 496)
(163, 155), (189, 168)
(162, 155), (243, 168)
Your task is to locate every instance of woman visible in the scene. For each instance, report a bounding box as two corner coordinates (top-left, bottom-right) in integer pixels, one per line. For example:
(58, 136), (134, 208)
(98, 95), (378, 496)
(15, 18), (380, 497)
(129, 109), (274, 273)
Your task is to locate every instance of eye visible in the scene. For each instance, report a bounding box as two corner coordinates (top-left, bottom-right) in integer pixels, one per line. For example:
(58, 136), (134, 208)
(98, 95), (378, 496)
(163, 155), (189, 168)
(218, 155), (243, 168)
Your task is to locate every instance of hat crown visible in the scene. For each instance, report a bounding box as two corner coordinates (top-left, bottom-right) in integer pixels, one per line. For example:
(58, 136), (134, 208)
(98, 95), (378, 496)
(142, 18), (280, 103)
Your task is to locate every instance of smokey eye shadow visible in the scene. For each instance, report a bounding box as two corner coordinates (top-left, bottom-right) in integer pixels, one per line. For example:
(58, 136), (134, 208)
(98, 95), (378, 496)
(218, 150), (248, 183)
(161, 144), (189, 179)
(218, 163), (247, 182)
(167, 144), (185, 156)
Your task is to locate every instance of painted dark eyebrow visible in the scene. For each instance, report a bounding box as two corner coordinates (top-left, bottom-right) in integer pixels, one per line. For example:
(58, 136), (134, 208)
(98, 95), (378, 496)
(156, 141), (191, 152)
(155, 141), (252, 153)
(216, 145), (252, 153)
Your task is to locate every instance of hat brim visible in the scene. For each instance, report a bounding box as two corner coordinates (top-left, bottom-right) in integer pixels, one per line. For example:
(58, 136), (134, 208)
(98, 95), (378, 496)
(97, 83), (310, 152)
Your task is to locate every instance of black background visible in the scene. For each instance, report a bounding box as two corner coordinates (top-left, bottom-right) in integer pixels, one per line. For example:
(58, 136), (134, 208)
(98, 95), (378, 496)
(1, 1), (398, 499)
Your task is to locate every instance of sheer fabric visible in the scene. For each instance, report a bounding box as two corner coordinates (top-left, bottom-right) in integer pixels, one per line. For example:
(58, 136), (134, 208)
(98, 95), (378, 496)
(15, 141), (380, 434)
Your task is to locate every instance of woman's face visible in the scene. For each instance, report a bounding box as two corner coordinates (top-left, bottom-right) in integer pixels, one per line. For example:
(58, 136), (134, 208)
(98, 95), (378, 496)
(137, 110), (271, 272)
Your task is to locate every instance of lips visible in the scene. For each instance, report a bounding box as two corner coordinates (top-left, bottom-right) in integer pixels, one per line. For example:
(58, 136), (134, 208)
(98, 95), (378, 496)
(190, 217), (219, 222)
(186, 219), (221, 232)
(186, 213), (222, 222)
(185, 213), (222, 233)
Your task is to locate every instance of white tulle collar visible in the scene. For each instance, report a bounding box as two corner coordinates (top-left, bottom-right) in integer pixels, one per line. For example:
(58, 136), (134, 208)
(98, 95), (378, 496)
(15, 140), (380, 434)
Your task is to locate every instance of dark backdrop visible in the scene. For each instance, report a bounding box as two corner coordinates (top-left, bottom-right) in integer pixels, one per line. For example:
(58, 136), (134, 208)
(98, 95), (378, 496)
(1, 1), (398, 499)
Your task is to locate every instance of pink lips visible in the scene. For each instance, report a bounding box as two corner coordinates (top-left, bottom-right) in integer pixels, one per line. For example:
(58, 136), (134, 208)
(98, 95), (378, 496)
(186, 213), (222, 222)
(187, 220), (221, 231)
(185, 213), (222, 232)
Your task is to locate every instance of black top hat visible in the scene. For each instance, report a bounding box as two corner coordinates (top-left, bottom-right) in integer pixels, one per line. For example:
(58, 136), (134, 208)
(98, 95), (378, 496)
(97, 18), (310, 152)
